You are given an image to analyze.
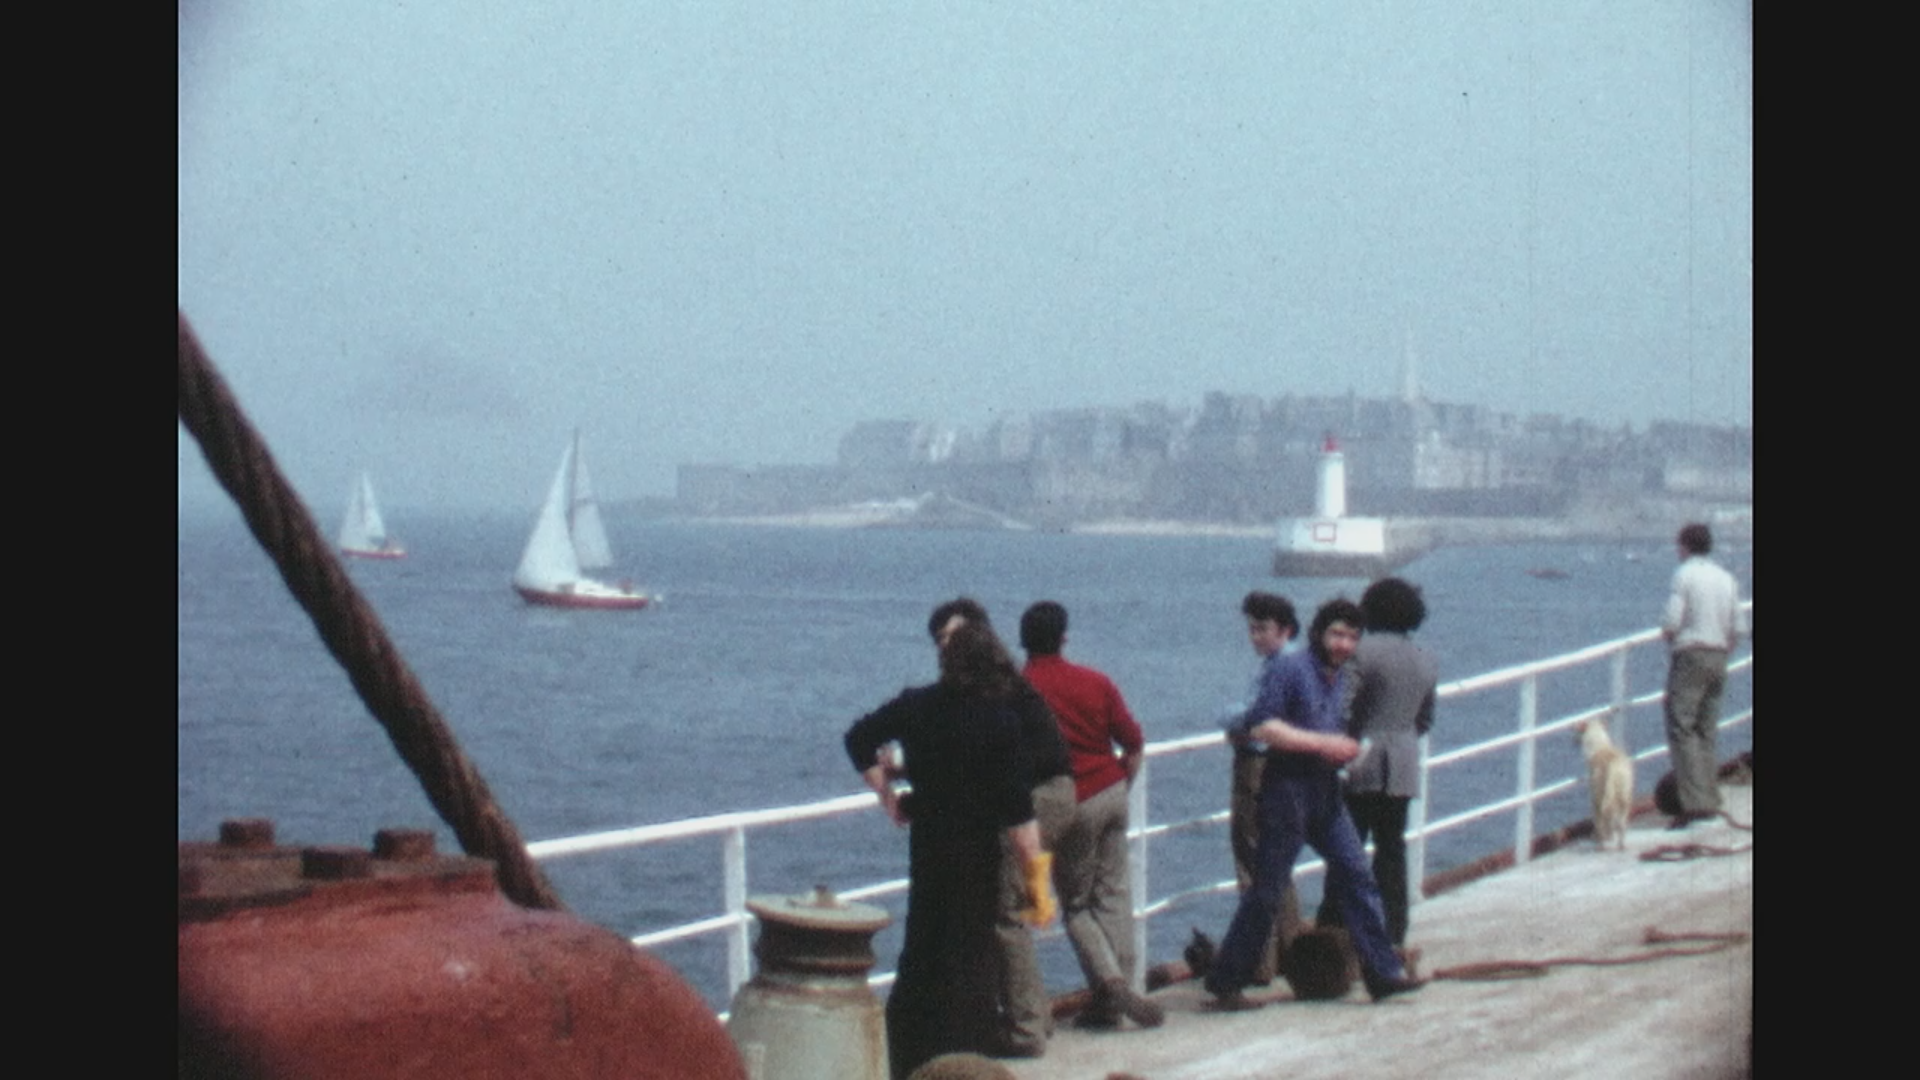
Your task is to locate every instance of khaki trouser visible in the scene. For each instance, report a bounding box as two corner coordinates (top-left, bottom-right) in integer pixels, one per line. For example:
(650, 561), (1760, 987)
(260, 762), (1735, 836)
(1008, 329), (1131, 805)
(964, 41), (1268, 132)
(1054, 780), (1137, 989)
(1665, 647), (1729, 815)
(998, 774), (1076, 1044)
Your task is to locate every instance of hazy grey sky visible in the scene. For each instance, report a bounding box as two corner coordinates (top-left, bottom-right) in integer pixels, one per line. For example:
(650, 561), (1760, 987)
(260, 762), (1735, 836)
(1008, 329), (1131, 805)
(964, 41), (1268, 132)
(179, 1), (1751, 512)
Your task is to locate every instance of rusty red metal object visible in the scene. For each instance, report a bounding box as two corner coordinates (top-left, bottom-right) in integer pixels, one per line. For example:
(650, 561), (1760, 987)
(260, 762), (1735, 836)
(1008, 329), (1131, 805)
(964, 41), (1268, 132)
(180, 820), (746, 1080)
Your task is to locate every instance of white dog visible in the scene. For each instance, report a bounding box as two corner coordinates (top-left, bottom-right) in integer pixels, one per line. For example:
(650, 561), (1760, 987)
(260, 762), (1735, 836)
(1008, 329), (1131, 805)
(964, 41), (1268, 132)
(1575, 719), (1634, 851)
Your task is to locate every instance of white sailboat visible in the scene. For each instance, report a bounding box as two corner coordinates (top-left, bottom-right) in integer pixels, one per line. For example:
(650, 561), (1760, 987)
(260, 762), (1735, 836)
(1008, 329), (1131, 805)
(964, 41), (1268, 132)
(338, 473), (406, 559)
(512, 431), (651, 610)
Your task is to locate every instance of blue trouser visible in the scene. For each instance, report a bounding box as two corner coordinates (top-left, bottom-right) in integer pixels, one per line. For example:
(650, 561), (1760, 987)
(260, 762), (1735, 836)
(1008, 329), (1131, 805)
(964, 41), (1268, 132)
(1206, 768), (1404, 993)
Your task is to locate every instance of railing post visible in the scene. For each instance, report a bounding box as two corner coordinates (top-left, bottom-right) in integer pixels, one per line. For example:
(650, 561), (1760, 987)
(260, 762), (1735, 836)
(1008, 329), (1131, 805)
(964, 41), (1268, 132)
(1408, 733), (1429, 907)
(724, 826), (750, 999)
(1128, 754), (1150, 993)
(1513, 675), (1538, 865)
(1609, 648), (1630, 753)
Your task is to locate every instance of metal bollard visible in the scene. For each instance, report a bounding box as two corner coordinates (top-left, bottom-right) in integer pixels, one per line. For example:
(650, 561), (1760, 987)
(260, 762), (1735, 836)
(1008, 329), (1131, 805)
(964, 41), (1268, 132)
(727, 886), (892, 1080)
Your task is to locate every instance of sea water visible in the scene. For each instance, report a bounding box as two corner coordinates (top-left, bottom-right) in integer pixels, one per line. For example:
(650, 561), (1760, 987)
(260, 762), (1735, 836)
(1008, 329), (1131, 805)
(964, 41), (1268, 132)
(178, 507), (1753, 1008)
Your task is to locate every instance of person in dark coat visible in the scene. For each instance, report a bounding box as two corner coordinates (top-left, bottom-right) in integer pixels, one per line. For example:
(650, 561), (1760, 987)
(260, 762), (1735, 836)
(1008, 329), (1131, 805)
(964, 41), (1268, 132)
(925, 598), (1075, 1058)
(845, 617), (1056, 1079)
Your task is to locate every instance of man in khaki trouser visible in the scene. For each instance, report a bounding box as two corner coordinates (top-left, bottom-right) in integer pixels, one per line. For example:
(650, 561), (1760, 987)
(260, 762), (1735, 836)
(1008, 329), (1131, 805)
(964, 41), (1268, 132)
(1660, 523), (1747, 828)
(1020, 601), (1164, 1031)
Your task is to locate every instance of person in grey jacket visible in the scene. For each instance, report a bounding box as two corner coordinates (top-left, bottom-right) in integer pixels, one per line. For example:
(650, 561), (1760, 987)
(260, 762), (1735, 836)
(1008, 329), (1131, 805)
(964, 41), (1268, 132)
(1317, 577), (1436, 947)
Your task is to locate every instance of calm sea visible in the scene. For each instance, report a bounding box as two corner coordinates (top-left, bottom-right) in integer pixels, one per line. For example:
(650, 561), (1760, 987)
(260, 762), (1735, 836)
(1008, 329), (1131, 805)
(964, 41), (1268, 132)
(177, 507), (1753, 1008)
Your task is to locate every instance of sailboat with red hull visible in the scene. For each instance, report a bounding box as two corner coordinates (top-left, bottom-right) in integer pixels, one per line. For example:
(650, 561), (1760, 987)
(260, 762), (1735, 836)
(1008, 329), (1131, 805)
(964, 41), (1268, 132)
(512, 432), (651, 610)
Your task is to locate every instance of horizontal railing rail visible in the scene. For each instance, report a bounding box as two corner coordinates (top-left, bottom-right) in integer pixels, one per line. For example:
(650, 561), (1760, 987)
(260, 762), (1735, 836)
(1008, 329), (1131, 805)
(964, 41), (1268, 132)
(529, 603), (1752, 1009)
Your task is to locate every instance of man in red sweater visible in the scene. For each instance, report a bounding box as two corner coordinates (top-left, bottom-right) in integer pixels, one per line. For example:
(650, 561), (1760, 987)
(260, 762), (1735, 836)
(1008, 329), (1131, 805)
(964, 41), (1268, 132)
(1018, 601), (1164, 1029)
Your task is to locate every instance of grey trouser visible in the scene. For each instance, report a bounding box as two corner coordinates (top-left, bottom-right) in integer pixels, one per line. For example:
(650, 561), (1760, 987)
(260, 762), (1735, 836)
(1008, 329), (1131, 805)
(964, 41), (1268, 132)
(1665, 647), (1729, 815)
(998, 774), (1076, 1043)
(1054, 780), (1136, 989)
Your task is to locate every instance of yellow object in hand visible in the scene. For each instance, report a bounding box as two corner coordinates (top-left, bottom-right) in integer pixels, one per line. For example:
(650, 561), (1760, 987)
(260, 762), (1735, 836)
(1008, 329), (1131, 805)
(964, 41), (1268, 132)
(1019, 851), (1058, 928)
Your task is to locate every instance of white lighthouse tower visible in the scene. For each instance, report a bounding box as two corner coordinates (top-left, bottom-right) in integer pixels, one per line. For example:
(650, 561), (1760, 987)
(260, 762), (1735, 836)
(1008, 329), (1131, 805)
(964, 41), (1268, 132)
(1314, 438), (1348, 518)
(1271, 434), (1395, 578)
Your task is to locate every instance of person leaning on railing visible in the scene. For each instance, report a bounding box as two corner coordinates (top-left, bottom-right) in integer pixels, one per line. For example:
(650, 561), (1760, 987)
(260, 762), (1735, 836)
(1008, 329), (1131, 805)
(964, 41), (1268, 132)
(923, 597), (1076, 1059)
(1316, 576), (1437, 953)
(1219, 591), (1304, 985)
(1018, 600), (1164, 1031)
(1660, 523), (1748, 830)
(844, 615), (1059, 1080)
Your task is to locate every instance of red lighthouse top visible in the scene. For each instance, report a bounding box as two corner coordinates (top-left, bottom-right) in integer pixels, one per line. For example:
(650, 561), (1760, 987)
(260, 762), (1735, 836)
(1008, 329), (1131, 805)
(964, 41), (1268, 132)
(1323, 433), (1339, 453)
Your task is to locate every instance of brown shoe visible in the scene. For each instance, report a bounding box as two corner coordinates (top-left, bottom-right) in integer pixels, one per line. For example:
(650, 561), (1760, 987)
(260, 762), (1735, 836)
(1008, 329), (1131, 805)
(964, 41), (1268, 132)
(1395, 945), (1424, 980)
(984, 1031), (1046, 1058)
(1101, 977), (1167, 1028)
(1365, 973), (1428, 1002)
(1073, 1006), (1120, 1030)
(1204, 989), (1265, 1013)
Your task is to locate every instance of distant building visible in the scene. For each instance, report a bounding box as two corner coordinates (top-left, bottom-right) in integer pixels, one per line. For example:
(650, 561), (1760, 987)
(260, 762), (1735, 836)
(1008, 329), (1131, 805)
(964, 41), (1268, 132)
(673, 389), (1751, 528)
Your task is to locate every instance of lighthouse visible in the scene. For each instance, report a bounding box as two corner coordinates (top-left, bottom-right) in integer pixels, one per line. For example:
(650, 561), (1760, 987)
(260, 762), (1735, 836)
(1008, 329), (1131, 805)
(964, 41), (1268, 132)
(1271, 434), (1396, 578)
(1314, 435), (1348, 518)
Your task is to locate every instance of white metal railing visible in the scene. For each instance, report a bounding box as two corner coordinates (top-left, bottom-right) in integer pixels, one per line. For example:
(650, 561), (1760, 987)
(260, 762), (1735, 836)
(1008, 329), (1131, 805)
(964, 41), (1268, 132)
(528, 603), (1752, 1007)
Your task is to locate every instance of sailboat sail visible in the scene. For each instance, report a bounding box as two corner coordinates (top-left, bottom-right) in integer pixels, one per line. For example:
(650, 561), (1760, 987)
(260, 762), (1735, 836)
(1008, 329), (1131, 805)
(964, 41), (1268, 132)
(514, 440), (586, 591)
(567, 444), (614, 570)
(339, 473), (401, 557)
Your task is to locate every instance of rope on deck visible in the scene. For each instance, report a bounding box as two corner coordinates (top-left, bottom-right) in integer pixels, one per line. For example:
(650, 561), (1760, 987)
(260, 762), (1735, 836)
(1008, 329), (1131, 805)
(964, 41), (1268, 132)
(1430, 926), (1749, 982)
(1639, 839), (1754, 861)
(178, 310), (566, 912)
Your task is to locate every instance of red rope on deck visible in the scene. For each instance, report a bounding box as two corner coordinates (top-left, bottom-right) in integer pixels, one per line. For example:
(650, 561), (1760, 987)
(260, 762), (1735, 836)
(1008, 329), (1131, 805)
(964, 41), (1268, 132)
(178, 310), (565, 912)
(1639, 840), (1754, 861)
(1430, 926), (1749, 982)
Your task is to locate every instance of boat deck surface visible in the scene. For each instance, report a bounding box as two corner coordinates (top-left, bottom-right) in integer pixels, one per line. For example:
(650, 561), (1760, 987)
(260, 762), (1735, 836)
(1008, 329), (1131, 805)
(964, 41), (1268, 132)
(998, 780), (1753, 1080)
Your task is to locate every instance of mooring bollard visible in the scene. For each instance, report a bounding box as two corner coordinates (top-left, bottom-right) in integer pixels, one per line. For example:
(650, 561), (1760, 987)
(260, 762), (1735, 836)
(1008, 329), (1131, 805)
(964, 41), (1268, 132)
(727, 886), (892, 1080)
(178, 819), (746, 1079)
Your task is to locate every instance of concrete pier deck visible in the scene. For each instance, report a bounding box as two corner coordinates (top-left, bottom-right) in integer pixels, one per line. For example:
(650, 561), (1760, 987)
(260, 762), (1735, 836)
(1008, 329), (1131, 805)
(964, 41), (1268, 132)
(999, 780), (1753, 1080)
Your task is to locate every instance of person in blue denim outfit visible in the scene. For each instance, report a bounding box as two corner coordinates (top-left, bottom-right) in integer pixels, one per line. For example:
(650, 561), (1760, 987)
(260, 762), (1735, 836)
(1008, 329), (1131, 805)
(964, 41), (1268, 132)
(1204, 598), (1425, 1008)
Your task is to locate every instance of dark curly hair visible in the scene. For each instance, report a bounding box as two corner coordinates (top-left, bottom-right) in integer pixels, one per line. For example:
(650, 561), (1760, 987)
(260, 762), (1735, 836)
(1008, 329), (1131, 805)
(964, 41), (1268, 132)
(1360, 577), (1426, 634)
(1678, 523), (1712, 555)
(1019, 601), (1068, 656)
(1241, 591), (1299, 637)
(939, 620), (1022, 701)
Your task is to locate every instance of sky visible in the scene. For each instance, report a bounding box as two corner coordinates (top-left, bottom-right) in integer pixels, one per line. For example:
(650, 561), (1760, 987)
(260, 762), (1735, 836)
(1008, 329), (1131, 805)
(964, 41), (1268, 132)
(179, 1), (1752, 512)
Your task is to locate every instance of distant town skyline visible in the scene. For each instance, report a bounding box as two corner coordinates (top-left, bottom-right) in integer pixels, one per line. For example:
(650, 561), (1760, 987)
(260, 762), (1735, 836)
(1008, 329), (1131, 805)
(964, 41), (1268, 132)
(180, 2), (1751, 512)
(721, 383), (1752, 474)
(677, 381), (1751, 528)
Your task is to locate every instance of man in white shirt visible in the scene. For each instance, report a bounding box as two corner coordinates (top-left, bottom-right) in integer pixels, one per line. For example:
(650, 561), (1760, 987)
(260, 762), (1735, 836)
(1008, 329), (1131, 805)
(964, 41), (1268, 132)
(1660, 523), (1748, 828)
